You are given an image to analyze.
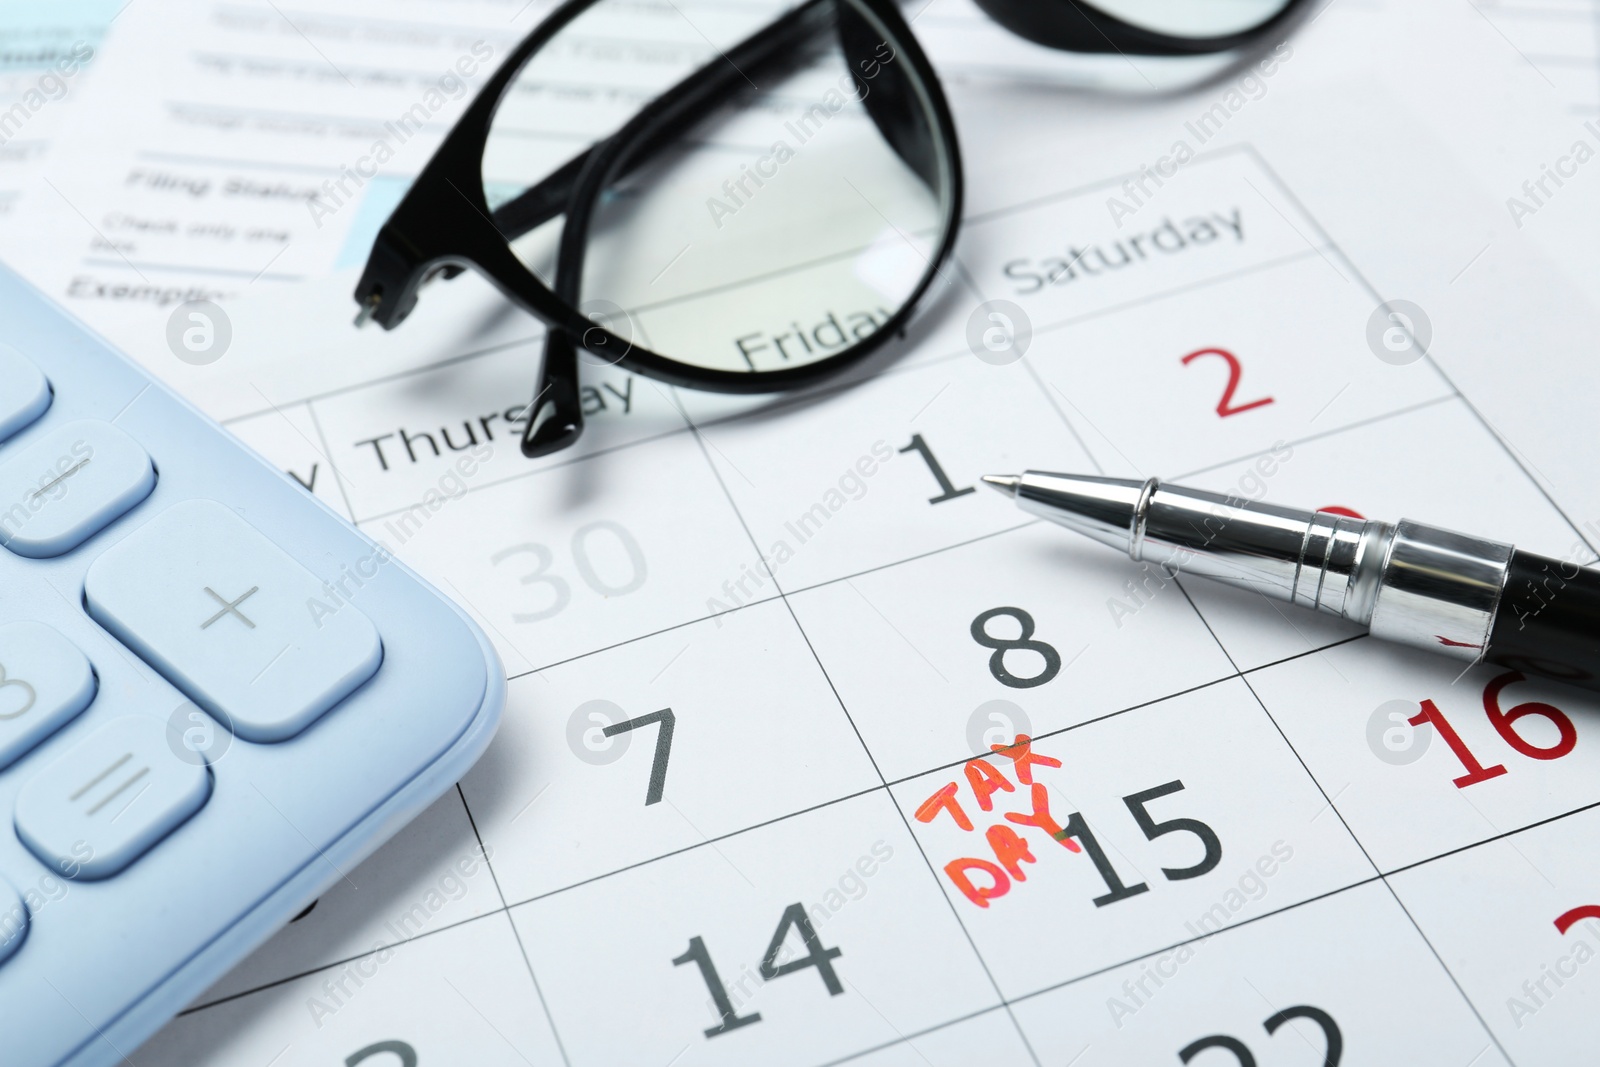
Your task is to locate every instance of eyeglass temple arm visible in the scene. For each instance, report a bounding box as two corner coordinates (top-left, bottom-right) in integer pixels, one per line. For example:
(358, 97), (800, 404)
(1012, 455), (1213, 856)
(972, 0), (1310, 56)
(490, 0), (1307, 244)
(518, 0), (839, 458)
(491, 0), (832, 245)
(515, 0), (1304, 457)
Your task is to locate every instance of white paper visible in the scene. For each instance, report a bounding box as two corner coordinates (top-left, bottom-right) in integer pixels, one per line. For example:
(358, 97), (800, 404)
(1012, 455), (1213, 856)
(8, 0), (1600, 1064)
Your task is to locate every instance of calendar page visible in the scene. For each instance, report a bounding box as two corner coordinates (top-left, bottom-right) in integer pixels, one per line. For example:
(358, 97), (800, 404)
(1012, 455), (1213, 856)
(11, 0), (1600, 1065)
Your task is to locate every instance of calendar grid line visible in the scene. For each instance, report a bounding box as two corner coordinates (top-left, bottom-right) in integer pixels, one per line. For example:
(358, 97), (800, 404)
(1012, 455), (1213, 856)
(819, 867), (1522, 1066)
(265, 233), (1347, 532)
(177, 859), (1400, 1047)
(1216, 659), (1516, 1049)
(490, 642), (1349, 915)
(964, 141), (1259, 227)
(1369, 883), (1520, 1066)
(1016, 349), (1104, 476)
(1381, 793), (1600, 880)
(181, 141), (1597, 1064)
(810, 1000), (1017, 1067)
(1171, 577), (1383, 870)
(177, 905), (515, 1018)
(487, 637), (1600, 938)
(878, 636), (1371, 786)
(303, 398), (357, 523)
(219, 228), (1310, 454)
(451, 782), (573, 1067)
(680, 417), (1048, 1067)
(946, 252), (1108, 476)
(1181, 149), (1541, 1064)
(219, 336), (541, 426)
(335, 276), (1426, 543)
(498, 519), (1041, 683)
(484, 322), (1475, 684)
(988, 875), (1388, 1015)
(781, 244), (1336, 427)
(504, 783), (886, 903)
(1241, 143), (1600, 557)
(349, 422), (696, 527)
(1170, 393), (1458, 483)
(1163, 575), (1458, 1056)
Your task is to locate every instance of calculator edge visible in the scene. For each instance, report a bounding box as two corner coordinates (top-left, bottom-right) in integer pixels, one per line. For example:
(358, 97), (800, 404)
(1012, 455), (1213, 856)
(62, 608), (507, 1067)
(0, 265), (512, 1066)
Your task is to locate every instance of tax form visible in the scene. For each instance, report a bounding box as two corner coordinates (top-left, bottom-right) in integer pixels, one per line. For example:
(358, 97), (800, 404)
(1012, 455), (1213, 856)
(13, 0), (1600, 1065)
(0, 2), (115, 219)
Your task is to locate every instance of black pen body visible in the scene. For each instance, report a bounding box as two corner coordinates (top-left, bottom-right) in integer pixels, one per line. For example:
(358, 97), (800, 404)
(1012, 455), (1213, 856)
(991, 472), (1600, 697)
(1488, 550), (1600, 692)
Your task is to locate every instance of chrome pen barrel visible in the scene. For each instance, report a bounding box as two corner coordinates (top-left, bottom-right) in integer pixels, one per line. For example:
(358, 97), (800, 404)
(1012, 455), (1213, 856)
(1129, 479), (1512, 661)
(1010, 472), (1514, 663)
(1131, 480), (1386, 618)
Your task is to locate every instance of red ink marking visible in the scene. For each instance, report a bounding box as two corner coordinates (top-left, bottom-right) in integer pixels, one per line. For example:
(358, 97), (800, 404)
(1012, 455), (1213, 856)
(1436, 636), (1481, 648)
(915, 783), (973, 831)
(985, 824), (1036, 881)
(991, 734), (1061, 785)
(1007, 782), (1083, 853)
(1316, 506), (1364, 519)
(1556, 906), (1600, 934)
(1181, 347), (1274, 417)
(964, 758), (1015, 812)
(945, 857), (1009, 908)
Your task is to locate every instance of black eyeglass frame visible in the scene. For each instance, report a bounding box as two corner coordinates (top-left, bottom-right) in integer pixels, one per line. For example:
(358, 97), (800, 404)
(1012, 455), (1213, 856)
(355, 0), (1313, 457)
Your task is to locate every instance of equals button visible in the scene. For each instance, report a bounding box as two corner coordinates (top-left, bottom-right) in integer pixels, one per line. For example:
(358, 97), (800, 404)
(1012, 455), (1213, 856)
(15, 717), (210, 880)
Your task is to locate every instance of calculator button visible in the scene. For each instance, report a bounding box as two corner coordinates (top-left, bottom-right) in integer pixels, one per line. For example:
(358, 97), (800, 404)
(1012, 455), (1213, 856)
(0, 621), (96, 771)
(0, 419), (155, 558)
(0, 874), (25, 965)
(0, 347), (49, 445)
(15, 715), (210, 880)
(83, 499), (383, 743)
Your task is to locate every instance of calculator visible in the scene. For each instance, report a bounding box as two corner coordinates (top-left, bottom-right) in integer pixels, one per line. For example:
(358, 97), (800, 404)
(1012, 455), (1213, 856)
(0, 264), (506, 1066)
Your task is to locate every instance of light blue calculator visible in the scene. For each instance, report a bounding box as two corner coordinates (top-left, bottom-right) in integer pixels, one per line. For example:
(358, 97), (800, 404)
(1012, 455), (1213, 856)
(0, 265), (506, 1065)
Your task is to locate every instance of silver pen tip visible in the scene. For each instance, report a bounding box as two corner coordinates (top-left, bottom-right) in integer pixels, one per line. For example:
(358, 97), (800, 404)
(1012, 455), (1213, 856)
(981, 474), (1020, 497)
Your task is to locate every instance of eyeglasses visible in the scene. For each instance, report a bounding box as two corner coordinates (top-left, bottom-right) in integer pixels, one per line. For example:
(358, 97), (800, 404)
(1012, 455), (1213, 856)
(354, 0), (1308, 458)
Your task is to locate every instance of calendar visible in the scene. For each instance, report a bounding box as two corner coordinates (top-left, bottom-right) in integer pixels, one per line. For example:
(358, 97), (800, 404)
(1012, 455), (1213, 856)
(104, 131), (1597, 1064)
(8, 0), (1600, 1063)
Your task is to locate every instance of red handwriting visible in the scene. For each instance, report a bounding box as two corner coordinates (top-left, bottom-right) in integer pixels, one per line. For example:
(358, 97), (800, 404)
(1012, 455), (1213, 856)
(918, 735), (1080, 909)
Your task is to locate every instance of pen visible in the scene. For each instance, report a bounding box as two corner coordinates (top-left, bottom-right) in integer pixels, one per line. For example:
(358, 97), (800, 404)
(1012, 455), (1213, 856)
(981, 472), (1600, 694)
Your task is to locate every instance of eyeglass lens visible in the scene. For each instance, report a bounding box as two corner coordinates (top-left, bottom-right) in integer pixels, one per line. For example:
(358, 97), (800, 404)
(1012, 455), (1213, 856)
(481, 0), (957, 379)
